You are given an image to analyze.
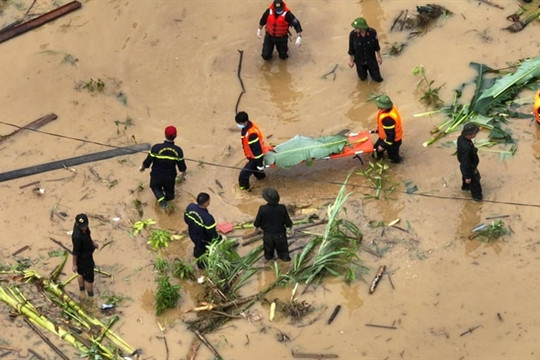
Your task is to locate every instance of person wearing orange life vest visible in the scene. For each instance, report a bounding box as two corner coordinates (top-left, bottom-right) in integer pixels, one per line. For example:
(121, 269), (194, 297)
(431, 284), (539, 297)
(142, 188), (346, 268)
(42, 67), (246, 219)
(372, 95), (403, 163)
(235, 111), (267, 191)
(534, 89), (540, 125)
(258, 0), (303, 60)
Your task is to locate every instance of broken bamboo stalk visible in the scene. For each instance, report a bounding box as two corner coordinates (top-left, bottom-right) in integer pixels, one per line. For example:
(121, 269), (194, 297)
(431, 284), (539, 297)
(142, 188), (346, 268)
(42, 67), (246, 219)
(0, 1), (82, 44)
(369, 265), (386, 294)
(0, 113), (57, 144)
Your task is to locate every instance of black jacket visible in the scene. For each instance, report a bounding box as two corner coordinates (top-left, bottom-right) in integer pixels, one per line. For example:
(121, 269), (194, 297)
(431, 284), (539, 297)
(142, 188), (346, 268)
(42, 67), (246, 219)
(457, 135), (479, 179)
(254, 203), (292, 235)
(142, 140), (187, 178)
(348, 28), (381, 65)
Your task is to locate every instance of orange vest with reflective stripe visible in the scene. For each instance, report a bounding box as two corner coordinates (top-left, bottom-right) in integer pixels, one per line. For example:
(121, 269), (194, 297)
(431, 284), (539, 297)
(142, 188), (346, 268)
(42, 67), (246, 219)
(266, 5), (290, 37)
(242, 122), (266, 160)
(377, 106), (403, 142)
(535, 90), (540, 125)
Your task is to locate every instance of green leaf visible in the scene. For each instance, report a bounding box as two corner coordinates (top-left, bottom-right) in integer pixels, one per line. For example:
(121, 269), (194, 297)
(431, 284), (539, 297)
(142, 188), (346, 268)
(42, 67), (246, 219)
(264, 135), (348, 168)
(474, 54), (540, 114)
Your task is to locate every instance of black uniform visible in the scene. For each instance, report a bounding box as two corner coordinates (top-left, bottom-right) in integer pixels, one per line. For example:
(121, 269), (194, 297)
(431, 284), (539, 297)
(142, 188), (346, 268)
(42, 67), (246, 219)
(457, 134), (482, 200)
(259, 9), (302, 60)
(348, 28), (383, 82)
(142, 140), (186, 203)
(254, 203), (293, 261)
(184, 203), (221, 268)
(72, 226), (96, 283)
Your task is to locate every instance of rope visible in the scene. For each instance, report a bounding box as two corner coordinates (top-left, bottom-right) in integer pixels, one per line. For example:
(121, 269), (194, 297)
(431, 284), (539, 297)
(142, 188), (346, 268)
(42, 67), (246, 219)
(1, 119), (538, 209)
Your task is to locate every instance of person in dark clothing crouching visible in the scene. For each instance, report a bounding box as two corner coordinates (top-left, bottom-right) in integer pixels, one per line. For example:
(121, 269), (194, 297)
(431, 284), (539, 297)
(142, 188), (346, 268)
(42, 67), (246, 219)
(184, 192), (222, 269)
(72, 213), (99, 297)
(254, 188), (293, 261)
(457, 123), (483, 202)
(140, 126), (187, 208)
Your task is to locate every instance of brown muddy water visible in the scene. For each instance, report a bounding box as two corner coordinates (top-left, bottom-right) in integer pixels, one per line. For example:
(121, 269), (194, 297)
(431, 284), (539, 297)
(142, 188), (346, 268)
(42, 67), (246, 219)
(1, 0), (539, 359)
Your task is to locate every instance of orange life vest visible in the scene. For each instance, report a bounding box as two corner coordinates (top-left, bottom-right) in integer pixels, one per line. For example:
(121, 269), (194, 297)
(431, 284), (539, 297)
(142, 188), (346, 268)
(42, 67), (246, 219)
(266, 3), (290, 37)
(241, 122), (266, 160)
(377, 106), (403, 143)
(534, 90), (540, 125)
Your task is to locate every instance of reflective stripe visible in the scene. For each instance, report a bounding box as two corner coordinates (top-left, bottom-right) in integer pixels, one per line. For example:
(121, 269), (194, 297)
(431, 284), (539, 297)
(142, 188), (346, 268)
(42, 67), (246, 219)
(148, 147), (184, 161)
(185, 211), (216, 230)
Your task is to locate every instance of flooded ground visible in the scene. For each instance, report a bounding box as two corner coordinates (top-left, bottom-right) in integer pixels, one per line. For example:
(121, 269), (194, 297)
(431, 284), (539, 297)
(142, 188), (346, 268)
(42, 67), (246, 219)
(1, 0), (539, 359)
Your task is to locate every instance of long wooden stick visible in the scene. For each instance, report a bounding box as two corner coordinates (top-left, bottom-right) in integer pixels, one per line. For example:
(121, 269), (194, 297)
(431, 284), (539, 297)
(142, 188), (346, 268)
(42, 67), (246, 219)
(194, 330), (222, 359)
(0, 2), (82, 44)
(24, 318), (70, 360)
(0, 113), (57, 144)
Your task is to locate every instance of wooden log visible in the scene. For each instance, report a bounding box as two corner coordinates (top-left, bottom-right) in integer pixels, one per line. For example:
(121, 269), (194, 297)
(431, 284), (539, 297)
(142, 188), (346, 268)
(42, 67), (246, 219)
(0, 113), (57, 144)
(0, 143), (150, 183)
(291, 351), (339, 359)
(0, 1), (82, 44)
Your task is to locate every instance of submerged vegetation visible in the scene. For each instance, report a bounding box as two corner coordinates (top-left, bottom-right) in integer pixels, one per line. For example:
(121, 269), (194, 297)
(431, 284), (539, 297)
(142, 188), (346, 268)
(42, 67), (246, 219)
(413, 65), (444, 108)
(185, 174), (368, 343)
(419, 54), (540, 149)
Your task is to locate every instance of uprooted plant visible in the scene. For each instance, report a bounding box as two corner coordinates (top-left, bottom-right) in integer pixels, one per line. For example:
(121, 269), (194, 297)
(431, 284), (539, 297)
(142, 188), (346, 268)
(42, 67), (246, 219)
(185, 172), (368, 343)
(413, 65), (444, 108)
(418, 54), (540, 148)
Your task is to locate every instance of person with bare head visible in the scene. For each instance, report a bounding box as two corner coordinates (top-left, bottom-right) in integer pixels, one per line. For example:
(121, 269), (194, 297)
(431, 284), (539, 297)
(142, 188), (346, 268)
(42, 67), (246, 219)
(71, 213), (99, 298)
(140, 125), (187, 208)
(184, 192), (222, 269)
(235, 111), (267, 192)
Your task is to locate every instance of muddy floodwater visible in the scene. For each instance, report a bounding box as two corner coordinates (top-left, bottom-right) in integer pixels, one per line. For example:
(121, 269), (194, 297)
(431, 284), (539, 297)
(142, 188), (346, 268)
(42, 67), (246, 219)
(1, 0), (540, 359)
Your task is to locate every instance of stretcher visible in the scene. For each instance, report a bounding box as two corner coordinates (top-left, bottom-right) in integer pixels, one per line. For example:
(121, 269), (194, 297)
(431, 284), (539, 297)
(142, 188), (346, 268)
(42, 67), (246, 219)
(263, 131), (374, 168)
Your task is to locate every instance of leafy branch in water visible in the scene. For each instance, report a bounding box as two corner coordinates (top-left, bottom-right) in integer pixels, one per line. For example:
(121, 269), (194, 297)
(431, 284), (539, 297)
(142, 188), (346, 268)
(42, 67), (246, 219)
(356, 160), (399, 200)
(471, 220), (509, 243)
(413, 65), (444, 108)
(419, 54), (540, 149)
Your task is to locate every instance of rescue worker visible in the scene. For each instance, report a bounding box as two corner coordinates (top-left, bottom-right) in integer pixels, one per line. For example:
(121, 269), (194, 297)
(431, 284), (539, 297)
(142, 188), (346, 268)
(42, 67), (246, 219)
(534, 89), (540, 125)
(457, 123), (482, 202)
(140, 126), (187, 208)
(72, 213), (99, 298)
(184, 192), (222, 269)
(348, 17), (383, 82)
(258, 0), (303, 60)
(372, 95), (403, 163)
(254, 188), (293, 262)
(235, 111), (267, 191)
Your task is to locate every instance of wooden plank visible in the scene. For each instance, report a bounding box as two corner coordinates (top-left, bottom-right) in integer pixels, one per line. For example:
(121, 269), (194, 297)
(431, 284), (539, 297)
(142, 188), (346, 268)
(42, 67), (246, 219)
(0, 143), (150, 183)
(0, 113), (57, 144)
(0, 1), (82, 44)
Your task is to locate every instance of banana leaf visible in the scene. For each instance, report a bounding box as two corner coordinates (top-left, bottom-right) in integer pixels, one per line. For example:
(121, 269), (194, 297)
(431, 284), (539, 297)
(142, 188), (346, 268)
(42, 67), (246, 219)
(474, 54), (540, 115)
(264, 135), (348, 168)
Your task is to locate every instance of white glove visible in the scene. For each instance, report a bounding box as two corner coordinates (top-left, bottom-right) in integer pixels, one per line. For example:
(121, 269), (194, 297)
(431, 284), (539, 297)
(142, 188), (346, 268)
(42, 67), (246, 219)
(295, 35), (302, 47)
(257, 29), (262, 39)
(256, 166), (265, 171)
